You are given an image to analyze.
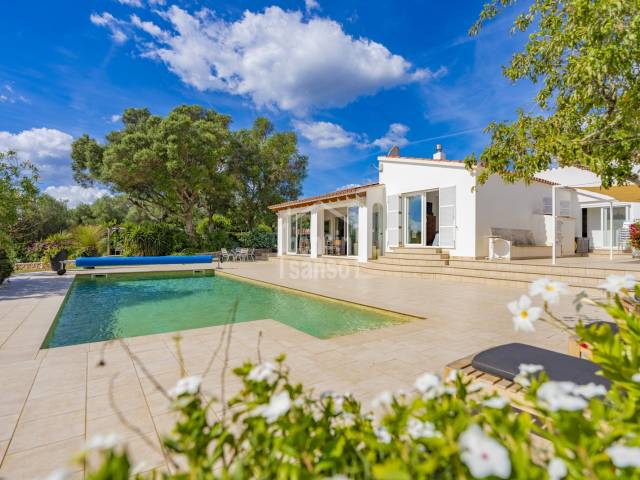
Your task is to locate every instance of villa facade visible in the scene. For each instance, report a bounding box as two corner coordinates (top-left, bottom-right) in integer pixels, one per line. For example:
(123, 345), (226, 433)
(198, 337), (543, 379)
(269, 146), (631, 262)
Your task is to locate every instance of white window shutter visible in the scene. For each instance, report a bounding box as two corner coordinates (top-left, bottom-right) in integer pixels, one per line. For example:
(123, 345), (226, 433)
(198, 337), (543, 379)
(439, 186), (456, 248)
(386, 194), (401, 247)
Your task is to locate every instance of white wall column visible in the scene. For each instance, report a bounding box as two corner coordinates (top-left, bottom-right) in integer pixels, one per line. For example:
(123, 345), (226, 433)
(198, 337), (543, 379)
(277, 215), (284, 256)
(358, 202), (368, 262)
(310, 208), (319, 258)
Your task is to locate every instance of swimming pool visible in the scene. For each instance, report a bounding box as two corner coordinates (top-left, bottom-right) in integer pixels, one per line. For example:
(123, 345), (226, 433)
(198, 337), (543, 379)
(43, 271), (411, 348)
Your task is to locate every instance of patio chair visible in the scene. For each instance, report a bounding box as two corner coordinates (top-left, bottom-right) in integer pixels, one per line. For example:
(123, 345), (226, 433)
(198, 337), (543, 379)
(568, 321), (619, 359)
(220, 248), (234, 262)
(238, 248), (249, 261)
(445, 343), (609, 412)
(248, 248), (256, 261)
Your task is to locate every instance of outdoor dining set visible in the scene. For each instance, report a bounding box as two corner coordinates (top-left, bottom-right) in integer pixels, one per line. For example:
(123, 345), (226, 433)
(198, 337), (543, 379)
(220, 247), (257, 262)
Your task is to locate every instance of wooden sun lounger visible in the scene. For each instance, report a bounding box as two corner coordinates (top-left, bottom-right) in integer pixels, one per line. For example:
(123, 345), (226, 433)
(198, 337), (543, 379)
(445, 343), (609, 414)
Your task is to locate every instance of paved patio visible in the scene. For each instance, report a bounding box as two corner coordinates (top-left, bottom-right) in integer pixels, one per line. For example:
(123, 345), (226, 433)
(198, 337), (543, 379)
(0, 260), (609, 478)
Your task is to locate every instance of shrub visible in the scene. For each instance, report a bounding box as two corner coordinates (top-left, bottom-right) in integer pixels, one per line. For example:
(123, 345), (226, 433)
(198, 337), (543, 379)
(197, 214), (232, 250)
(122, 222), (185, 256)
(70, 275), (640, 479)
(71, 225), (106, 257)
(0, 246), (13, 284)
(237, 223), (276, 249)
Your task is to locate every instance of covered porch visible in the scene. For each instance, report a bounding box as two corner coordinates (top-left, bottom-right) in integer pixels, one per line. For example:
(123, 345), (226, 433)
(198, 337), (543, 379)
(270, 183), (385, 263)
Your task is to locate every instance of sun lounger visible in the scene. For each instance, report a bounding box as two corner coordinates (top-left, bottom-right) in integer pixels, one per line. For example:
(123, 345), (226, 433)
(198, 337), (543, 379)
(445, 343), (609, 411)
(568, 321), (619, 359)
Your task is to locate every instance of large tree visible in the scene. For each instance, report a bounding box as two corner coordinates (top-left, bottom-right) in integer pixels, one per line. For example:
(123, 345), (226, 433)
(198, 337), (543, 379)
(71, 105), (233, 240)
(0, 150), (38, 248)
(230, 118), (308, 229)
(466, 0), (640, 186)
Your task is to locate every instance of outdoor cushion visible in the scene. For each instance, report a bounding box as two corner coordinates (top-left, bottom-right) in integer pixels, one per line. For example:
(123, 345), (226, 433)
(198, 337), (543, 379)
(471, 343), (610, 389)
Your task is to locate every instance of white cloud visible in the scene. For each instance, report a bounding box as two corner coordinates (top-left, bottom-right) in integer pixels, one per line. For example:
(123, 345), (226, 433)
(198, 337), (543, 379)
(91, 12), (128, 43)
(110, 114), (122, 123)
(293, 120), (362, 149)
(117, 0), (143, 7)
(0, 84), (28, 104)
(44, 186), (110, 208)
(371, 123), (410, 150)
(127, 5), (433, 112)
(0, 128), (73, 160)
(305, 0), (320, 13)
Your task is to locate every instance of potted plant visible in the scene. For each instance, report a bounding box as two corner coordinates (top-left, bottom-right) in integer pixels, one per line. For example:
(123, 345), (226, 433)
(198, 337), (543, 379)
(41, 232), (73, 272)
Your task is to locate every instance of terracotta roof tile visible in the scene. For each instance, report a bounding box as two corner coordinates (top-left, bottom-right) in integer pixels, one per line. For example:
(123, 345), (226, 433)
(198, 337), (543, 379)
(269, 182), (380, 211)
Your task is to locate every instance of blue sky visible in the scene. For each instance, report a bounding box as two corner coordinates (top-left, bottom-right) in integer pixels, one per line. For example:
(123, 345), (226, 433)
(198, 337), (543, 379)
(0, 0), (534, 206)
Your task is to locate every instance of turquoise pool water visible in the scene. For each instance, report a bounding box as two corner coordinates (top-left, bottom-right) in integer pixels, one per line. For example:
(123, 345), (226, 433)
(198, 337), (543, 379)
(43, 271), (408, 348)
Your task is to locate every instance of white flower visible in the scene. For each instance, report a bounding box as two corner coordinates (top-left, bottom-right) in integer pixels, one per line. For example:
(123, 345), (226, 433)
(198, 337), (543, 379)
(514, 363), (544, 387)
(483, 395), (509, 409)
(508, 295), (542, 332)
(414, 373), (442, 398)
(327, 476), (350, 480)
(519, 364), (544, 375)
(459, 424), (511, 479)
(446, 369), (459, 383)
(43, 469), (72, 480)
(606, 444), (640, 468)
(467, 382), (484, 393)
(407, 418), (440, 439)
(375, 426), (392, 444)
(248, 362), (277, 382)
(530, 278), (568, 304)
(548, 457), (568, 480)
(371, 390), (393, 409)
(572, 383), (607, 399)
(169, 375), (202, 397)
(331, 412), (355, 429)
(537, 382), (587, 411)
(599, 274), (636, 295)
(257, 391), (291, 423)
(84, 433), (122, 451)
(632, 372), (640, 383)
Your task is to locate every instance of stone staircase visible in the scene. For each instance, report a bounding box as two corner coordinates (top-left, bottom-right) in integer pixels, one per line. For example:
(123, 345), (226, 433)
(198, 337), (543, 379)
(274, 248), (637, 295)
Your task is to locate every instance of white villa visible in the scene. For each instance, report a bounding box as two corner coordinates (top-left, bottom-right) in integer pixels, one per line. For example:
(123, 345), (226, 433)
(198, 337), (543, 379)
(270, 146), (639, 263)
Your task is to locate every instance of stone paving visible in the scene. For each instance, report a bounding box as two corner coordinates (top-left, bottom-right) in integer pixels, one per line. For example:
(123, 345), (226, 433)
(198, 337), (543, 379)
(0, 260), (609, 478)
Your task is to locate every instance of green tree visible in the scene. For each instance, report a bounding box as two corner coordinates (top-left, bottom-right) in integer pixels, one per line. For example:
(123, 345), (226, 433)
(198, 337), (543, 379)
(230, 118), (308, 229)
(11, 194), (70, 246)
(0, 150), (38, 248)
(71, 105), (233, 241)
(466, 0), (640, 186)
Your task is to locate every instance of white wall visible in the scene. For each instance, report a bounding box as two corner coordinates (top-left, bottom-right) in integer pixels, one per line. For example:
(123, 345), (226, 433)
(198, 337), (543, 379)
(475, 176), (579, 257)
(379, 157), (477, 257)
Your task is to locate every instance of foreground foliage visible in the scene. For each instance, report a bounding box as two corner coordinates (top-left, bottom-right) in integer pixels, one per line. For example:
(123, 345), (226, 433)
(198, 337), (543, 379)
(466, 0), (640, 186)
(58, 277), (640, 479)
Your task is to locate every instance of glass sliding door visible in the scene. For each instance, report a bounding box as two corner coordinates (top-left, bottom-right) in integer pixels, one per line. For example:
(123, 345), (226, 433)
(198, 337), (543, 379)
(288, 215), (297, 253)
(287, 212), (311, 254)
(405, 194), (423, 245)
(347, 206), (359, 256)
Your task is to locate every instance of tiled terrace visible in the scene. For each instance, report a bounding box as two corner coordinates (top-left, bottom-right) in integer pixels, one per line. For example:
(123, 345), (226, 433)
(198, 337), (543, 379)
(0, 260), (609, 478)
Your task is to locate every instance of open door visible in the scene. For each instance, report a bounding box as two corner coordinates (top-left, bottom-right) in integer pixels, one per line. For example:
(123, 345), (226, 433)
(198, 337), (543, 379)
(438, 186), (456, 248)
(386, 194), (401, 248)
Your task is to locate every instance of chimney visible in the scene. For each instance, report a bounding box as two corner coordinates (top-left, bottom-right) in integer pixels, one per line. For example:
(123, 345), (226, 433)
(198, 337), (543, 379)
(387, 145), (400, 157)
(433, 144), (446, 160)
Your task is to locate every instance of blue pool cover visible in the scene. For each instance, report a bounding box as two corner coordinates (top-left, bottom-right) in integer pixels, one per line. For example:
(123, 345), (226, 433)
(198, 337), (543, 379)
(75, 255), (213, 267)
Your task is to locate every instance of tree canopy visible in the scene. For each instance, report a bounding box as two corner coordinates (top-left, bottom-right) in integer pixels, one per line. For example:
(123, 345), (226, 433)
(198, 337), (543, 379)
(72, 105), (307, 240)
(0, 151), (38, 248)
(466, 0), (640, 186)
